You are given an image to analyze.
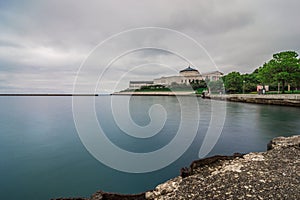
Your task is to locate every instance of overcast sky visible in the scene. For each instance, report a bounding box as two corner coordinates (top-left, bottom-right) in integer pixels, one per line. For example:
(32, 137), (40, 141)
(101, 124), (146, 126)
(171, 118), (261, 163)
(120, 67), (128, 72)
(0, 0), (299, 93)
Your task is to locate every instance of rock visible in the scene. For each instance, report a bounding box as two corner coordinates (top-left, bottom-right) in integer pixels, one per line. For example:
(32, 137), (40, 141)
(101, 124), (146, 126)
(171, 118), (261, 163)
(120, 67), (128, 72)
(188, 154), (244, 175)
(145, 177), (182, 200)
(89, 191), (103, 200)
(158, 135), (300, 199)
(180, 167), (191, 178)
(243, 153), (265, 161)
(267, 135), (300, 150)
(211, 162), (243, 175)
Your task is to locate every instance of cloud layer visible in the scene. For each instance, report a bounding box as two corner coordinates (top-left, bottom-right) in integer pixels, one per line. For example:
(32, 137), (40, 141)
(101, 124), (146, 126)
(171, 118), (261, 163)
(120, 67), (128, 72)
(0, 0), (299, 93)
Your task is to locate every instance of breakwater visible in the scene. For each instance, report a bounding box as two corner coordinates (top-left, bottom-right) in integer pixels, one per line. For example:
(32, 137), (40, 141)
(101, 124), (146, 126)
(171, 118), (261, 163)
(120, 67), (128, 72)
(206, 94), (300, 107)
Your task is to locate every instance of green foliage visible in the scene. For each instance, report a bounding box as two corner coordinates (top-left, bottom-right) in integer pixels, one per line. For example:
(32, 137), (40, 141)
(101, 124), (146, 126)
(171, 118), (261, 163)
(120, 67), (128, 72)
(257, 63), (270, 84)
(169, 82), (192, 90)
(190, 80), (207, 91)
(137, 81), (209, 92)
(169, 81), (208, 92)
(195, 88), (207, 94)
(242, 72), (259, 93)
(220, 69), (260, 94)
(223, 71), (243, 93)
(207, 80), (224, 94)
(258, 51), (300, 93)
(134, 51), (300, 95)
(140, 84), (166, 90)
(137, 84), (171, 92)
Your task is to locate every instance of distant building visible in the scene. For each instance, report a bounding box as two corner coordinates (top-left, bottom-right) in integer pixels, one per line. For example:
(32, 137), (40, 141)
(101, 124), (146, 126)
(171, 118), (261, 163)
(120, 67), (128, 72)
(179, 66), (200, 76)
(129, 81), (154, 90)
(154, 66), (223, 86)
(129, 66), (223, 90)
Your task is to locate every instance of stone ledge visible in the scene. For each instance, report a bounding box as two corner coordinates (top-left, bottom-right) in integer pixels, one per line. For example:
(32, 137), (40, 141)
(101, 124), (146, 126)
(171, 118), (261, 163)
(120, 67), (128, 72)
(146, 135), (300, 200)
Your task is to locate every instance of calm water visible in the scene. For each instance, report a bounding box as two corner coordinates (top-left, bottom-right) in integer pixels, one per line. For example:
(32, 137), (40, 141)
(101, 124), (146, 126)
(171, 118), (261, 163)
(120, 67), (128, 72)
(0, 96), (299, 200)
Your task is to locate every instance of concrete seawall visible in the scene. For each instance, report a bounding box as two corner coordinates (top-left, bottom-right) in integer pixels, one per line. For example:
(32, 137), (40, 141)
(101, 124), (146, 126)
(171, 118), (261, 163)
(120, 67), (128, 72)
(206, 94), (300, 107)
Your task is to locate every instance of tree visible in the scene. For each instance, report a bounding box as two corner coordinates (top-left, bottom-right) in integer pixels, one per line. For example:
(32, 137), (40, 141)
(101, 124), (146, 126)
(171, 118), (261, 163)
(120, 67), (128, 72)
(258, 51), (300, 93)
(223, 71), (243, 93)
(290, 71), (300, 90)
(169, 82), (191, 90)
(190, 80), (207, 90)
(242, 72), (259, 93)
(207, 80), (224, 94)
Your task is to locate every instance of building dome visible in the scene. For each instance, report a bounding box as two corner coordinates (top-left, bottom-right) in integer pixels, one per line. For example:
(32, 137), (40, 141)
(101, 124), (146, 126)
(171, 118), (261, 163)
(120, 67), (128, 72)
(179, 66), (200, 76)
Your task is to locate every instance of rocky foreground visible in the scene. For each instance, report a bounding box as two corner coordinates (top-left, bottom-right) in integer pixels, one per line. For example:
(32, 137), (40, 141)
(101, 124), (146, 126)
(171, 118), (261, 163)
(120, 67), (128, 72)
(54, 135), (300, 200)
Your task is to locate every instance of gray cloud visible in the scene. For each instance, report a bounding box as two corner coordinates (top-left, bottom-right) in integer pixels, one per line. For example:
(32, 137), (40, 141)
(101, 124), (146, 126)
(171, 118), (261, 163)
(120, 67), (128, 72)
(0, 0), (299, 93)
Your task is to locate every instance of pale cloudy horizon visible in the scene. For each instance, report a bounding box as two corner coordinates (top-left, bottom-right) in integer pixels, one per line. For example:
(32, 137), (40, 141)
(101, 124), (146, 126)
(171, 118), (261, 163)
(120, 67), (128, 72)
(0, 0), (299, 93)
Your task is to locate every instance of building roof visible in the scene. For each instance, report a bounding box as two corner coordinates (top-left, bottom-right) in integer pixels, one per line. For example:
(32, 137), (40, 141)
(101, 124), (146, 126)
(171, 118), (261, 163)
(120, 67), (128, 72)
(179, 66), (199, 73)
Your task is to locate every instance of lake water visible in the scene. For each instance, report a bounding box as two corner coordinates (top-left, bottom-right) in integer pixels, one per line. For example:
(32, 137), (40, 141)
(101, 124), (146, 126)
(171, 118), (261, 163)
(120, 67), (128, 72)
(0, 96), (299, 200)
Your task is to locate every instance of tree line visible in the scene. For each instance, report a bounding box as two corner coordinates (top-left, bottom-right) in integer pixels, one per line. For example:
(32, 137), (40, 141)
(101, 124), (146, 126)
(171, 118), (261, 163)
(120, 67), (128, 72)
(133, 51), (300, 94)
(208, 51), (300, 94)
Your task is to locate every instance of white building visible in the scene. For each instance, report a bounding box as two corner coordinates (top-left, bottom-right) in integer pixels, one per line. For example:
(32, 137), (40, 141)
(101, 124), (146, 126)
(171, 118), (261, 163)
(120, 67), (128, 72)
(154, 66), (223, 85)
(129, 81), (154, 90)
(129, 66), (223, 89)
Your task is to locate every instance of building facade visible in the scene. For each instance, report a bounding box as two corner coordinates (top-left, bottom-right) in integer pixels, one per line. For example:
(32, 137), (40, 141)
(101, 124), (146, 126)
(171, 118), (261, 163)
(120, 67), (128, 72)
(129, 81), (154, 90)
(154, 66), (223, 86)
(129, 66), (223, 89)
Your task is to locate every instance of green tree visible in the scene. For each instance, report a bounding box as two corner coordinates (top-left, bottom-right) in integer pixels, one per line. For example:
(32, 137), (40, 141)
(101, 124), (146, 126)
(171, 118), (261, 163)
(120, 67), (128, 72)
(258, 51), (300, 93)
(290, 71), (300, 90)
(168, 82), (193, 91)
(190, 80), (207, 90)
(242, 71), (259, 93)
(223, 71), (243, 93)
(207, 80), (224, 94)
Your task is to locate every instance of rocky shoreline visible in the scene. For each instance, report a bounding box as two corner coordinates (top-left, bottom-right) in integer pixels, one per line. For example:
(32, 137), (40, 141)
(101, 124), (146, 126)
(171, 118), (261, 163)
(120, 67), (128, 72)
(53, 135), (300, 200)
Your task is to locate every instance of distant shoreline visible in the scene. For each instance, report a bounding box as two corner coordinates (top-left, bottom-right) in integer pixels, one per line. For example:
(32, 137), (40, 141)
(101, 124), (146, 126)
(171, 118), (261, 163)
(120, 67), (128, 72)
(112, 91), (197, 96)
(113, 92), (300, 107)
(2, 93), (300, 107)
(0, 94), (103, 96)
